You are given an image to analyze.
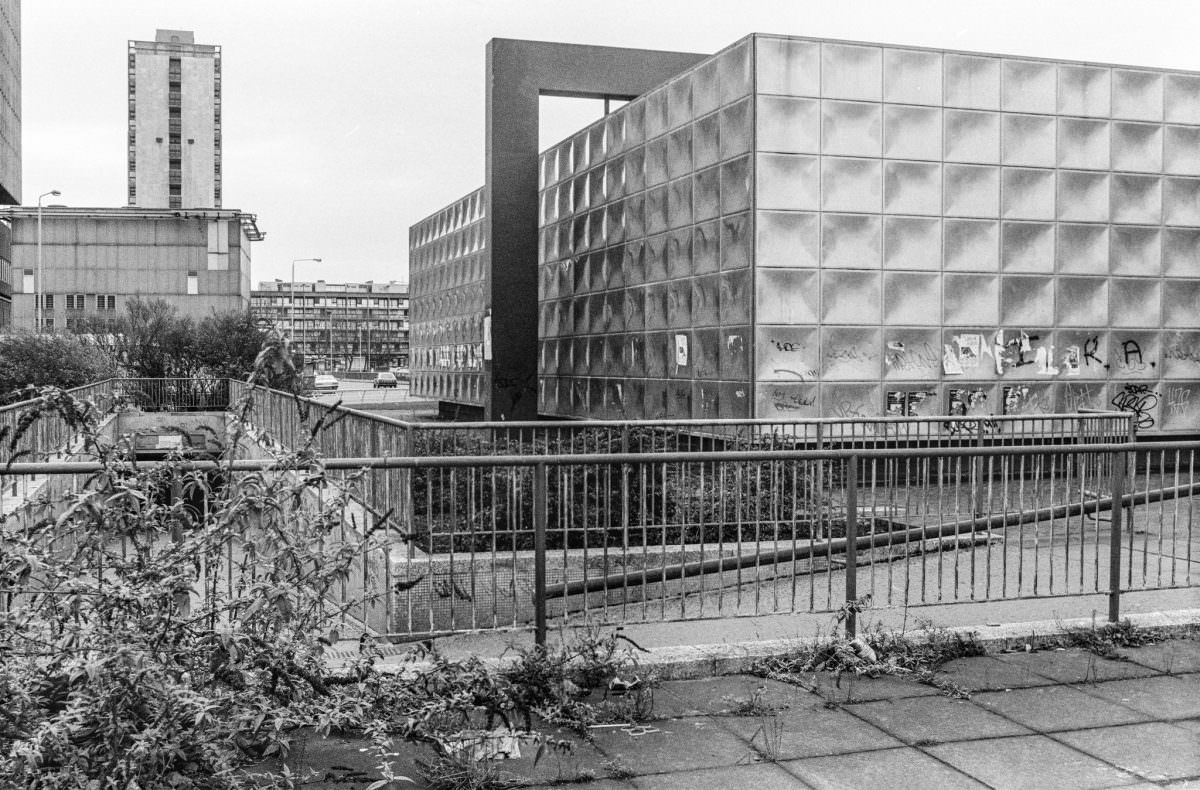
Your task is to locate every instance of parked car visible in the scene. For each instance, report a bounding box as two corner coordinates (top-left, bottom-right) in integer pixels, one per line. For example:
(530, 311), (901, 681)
(373, 371), (398, 388)
(312, 374), (339, 393)
(392, 367), (411, 381)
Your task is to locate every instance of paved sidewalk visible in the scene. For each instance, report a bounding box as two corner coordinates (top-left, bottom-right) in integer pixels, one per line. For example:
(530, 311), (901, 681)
(295, 634), (1200, 788)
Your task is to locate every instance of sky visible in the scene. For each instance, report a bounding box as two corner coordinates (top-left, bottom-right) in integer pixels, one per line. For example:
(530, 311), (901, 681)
(19, 0), (1200, 286)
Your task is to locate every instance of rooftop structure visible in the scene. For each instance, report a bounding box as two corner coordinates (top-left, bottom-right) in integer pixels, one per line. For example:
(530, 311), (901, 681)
(411, 34), (1200, 435)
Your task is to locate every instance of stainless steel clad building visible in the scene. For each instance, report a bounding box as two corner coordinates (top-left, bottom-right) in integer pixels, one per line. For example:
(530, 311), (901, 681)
(411, 34), (1200, 435)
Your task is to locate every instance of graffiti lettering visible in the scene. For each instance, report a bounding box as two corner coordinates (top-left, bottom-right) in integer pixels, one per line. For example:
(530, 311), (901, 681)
(771, 390), (816, 411)
(773, 368), (820, 382)
(1113, 339), (1155, 373)
(833, 400), (869, 420)
(885, 341), (940, 372)
(1111, 384), (1160, 430)
(1083, 336), (1105, 369)
(1063, 385), (1099, 413)
(1164, 342), (1200, 364)
(769, 339), (803, 353)
(1166, 386), (1192, 417)
(825, 345), (877, 363)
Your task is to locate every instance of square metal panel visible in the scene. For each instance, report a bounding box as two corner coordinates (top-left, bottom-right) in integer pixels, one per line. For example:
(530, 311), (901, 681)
(666, 228), (692, 279)
(720, 155), (752, 214)
(1111, 175), (1162, 224)
(1058, 118), (1110, 170)
(1056, 329), (1109, 380)
(645, 87), (669, 140)
(944, 54), (1000, 109)
(692, 57), (721, 117)
(943, 273), (998, 325)
(1056, 224), (1109, 274)
(944, 109), (1000, 163)
(821, 383), (882, 420)
(1001, 382), (1055, 416)
(645, 184), (669, 235)
(667, 125), (693, 179)
(1160, 381), (1200, 432)
(821, 326), (883, 380)
(1162, 330), (1200, 378)
(719, 327), (751, 379)
(756, 153), (819, 211)
(1164, 228), (1200, 277)
(756, 383), (819, 419)
(1056, 276), (1109, 326)
(605, 160), (626, 203)
(624, 192), (645, 239)
(757, 96), (820, 154)
(645, 232), (668, 281)
(1056, 171), (1109, 222)
(1165, 125), (1200, 175)
(884, 47), (942, 105)
(667, 278), (692, 328)
(944, 164), (999, 217)
(1058, 64), (1111, 117)
(1000, 274), (1055, 325)
(1112, 69), (1164, 121)
(1109, 278), (1161, 328)
(691, 272), (722, 324)
(1106, 331), (1160, 379)
(642, 378), (666, 419)
(884, 217), (942, 270)
(1164, 177), (1200, 225)
(822, 213), (882, 269)
(821, 42), (882, 101)
(720, 212), (752, 270)
(883, 271), (940, 325)
(1001, 114), (1056, 167)
(626, 100), (646, 146)
(693, 113), (721, 170)
(667, 176), (693, 229)
(822, 100), (882, 156)
(1001, 222), (1055, 273)
(692, 382), (720, 419)
(756, 210), (819, 268)
(692, 327), (722, 378)
(605, 112), (627, 158)
(882, 328), (943, 381)
(644, 331), (670, 377)
(693, 165), (721, 221)
(694, 220), (721, 274)
(755, 36), (820, 97)
(1164, 279), (1200, 328)
(821, 270), (881, 323)
(720, 381), (750, 419)
(944, 219), (999, 271)
(1001, 167), (1056, 220)
(667, 74), (692, 131)
(1111, 122), (1162, 173)
(645, 137), (669, 186)
(720, 269), (752, 324)
(822, 157), (882, 213)
(1110, 226), (1161, 276)
(719, 97), (753, 159)
(719, 38), (754, 104)
(755, 325), (820, 382)
(884, 161), (942, 215)
(883, 104), (942, 160)
(1165, 73), (1200, 124)
(1058, 381), (1107, 411)
(1002, 59), (1056, 114)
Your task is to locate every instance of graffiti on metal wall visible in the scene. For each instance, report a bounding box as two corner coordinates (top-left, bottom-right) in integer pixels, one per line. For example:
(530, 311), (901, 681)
(1110, 383), (1160, 429)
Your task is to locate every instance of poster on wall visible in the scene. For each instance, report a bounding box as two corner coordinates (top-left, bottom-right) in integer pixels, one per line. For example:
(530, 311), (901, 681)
(948, 387), (989, 416)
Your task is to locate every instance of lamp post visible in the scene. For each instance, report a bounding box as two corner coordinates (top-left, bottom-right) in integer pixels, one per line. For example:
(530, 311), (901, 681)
(289, 256), (322, 356)
(36, 189), (61, 332)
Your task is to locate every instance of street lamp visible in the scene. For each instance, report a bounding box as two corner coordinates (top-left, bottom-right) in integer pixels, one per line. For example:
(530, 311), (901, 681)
(36, 189), (61, 332)
(289, 256), (322, 350)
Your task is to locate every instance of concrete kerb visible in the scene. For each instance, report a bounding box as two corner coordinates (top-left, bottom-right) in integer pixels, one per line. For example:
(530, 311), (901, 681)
(327, 607), (1200, 681)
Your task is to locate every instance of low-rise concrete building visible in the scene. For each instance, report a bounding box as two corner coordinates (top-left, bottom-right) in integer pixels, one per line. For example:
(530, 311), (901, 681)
(0, 205), (262, 331)
(251, 279), (410, 372)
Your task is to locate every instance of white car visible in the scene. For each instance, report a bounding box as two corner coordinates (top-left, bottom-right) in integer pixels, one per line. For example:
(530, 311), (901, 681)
(312, 374), (339, 393)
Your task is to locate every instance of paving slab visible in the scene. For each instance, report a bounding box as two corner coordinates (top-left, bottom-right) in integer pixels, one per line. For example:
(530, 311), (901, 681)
(781, 745), (989, 789)
(589, 716), (752, 776)
(925, 734), (1141, 789)
(714, 700), (903, 761)
(969, 685), (1150, 731)
(1118, 637), (1200, 674)
(803, 670), (943, 703)
(1076, 674), (1200, 719)
(989, 648), (1161, 684)
(649, 675), (800, 718)
(629, 762), (810, 789)
(934, 654), (1060, 691)
(1052, 722), (1200, 782)
(844, 694), (1033, 746)
(533, 781), (636, 790)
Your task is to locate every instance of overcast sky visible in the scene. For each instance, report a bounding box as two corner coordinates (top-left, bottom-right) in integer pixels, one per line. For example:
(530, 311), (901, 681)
(20, 0), (1200, 285)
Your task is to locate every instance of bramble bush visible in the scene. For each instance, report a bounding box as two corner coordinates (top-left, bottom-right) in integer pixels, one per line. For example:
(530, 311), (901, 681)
(0, 372), (642, 788)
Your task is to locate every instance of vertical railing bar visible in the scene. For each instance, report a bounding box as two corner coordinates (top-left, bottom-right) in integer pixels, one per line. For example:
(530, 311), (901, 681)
(1108, 447), (1126, 623)
(844, 453), (858, 638)
(533, 461), (547, 646)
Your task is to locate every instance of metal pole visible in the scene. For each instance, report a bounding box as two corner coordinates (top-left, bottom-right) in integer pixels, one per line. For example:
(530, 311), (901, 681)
(1108, 448), (1127, 622)
(533, 461), (548, 646)
(845, 454), (858, 638)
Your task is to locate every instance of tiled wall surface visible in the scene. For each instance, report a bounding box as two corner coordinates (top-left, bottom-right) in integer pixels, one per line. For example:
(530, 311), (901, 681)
(537, 34), (1200, 433)
(409, 188), (488, 405)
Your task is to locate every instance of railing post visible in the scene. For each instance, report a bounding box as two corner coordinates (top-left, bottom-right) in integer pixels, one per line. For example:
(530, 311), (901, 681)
(844, 453), (858, 639)
(533, 461), (548, 646)
(1108, 448), (1127, 623)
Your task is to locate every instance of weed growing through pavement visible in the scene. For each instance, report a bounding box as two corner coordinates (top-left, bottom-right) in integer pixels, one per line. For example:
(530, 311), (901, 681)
(1058, 618), (1157, 660)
